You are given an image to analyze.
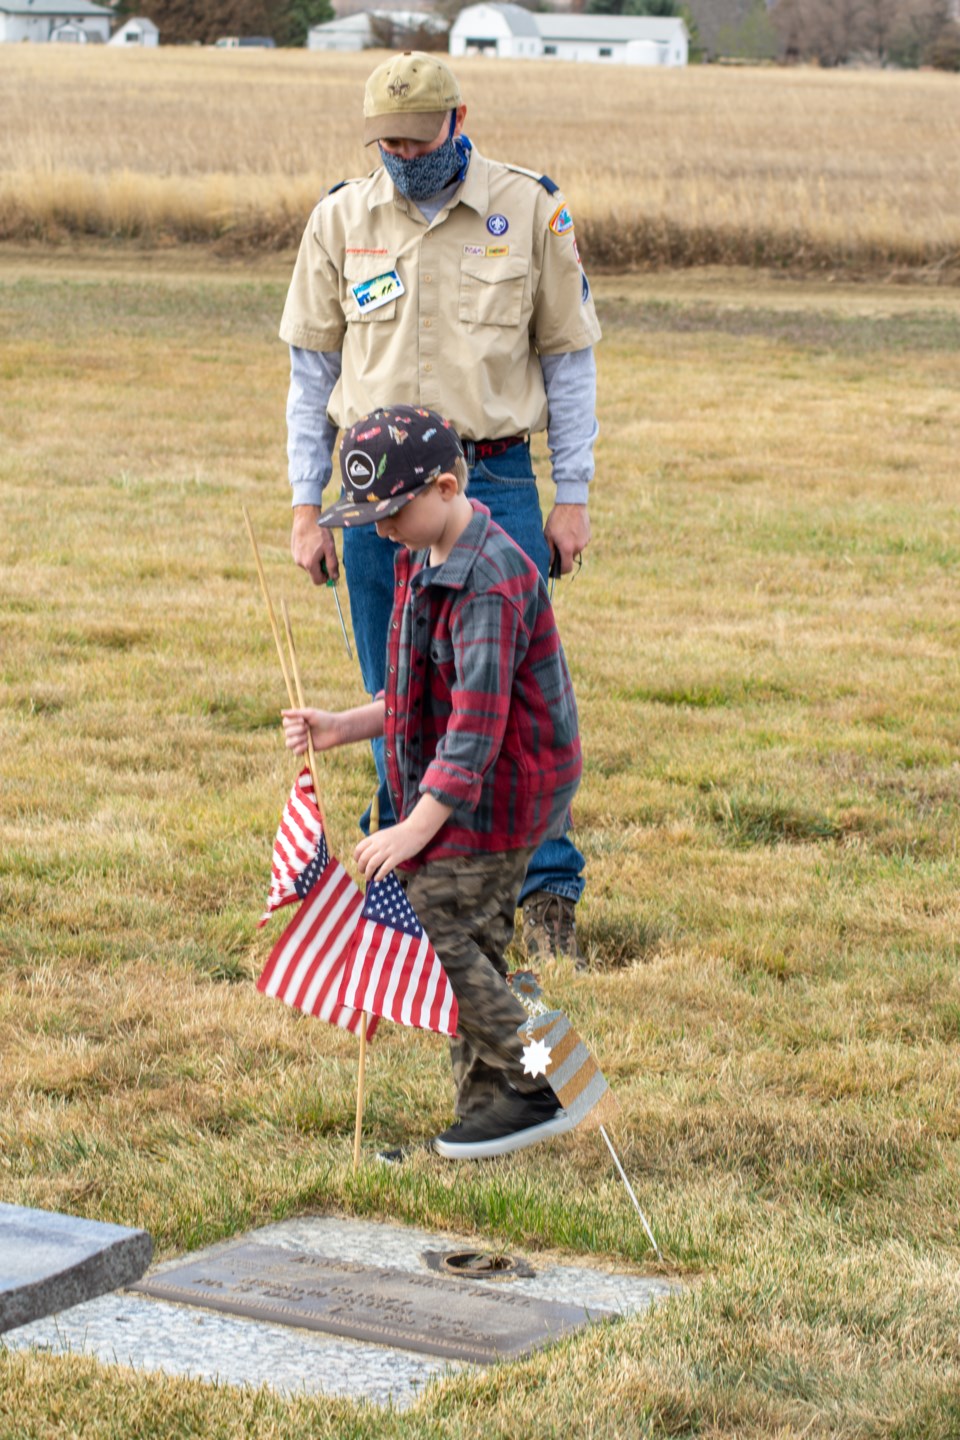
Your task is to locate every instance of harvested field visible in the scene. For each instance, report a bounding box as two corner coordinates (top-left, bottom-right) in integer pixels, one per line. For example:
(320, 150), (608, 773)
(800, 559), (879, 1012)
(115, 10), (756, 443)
(0, 47), (958, 273)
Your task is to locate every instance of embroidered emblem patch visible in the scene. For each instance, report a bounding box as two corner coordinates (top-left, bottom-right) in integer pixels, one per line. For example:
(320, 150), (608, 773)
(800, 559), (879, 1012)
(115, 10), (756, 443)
(549, 204), (574, 236)
(463, 244), (486, 256)
(581, 271), (590, 304)
(387, 79), (409, 98)
(486, 213), (509, 237)
(485, 244), (509, 257)
(344, 450), (377, 489)
(351, 269), (405, 314)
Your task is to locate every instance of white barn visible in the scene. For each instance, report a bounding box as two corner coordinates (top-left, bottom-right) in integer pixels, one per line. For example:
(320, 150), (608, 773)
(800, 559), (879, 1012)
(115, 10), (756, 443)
(448, 2), (540, 59)
(108, 16), (159, 45)
(0, 0), (111, 42)
(450, 4), (689, 66)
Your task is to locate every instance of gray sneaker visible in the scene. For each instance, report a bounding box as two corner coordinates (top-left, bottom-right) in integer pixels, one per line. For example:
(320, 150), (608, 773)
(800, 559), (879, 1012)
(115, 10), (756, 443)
(521, 890), (586, 969)
(433, 1089), (571, 1161)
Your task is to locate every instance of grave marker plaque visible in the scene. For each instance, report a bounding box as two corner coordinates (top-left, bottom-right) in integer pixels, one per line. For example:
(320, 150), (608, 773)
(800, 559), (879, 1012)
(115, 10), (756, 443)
(133, 1242), (612, 1363)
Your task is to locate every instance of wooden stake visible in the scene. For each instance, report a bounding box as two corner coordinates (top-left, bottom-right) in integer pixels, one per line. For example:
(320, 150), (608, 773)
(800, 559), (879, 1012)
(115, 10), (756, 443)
(352, 791), (379, 1171)
(353, 1014), (368, 1172)
(279, 598), (326, 835)
(241, 506), (295, 708)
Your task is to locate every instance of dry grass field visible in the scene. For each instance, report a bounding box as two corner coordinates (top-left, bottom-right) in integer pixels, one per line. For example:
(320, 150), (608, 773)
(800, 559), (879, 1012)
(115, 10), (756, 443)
(1, 47), (959, 272)
(1, 245), (959, 1436)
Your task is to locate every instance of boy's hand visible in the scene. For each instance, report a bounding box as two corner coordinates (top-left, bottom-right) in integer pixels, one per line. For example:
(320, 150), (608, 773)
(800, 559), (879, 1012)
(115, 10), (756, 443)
(354, 794), (454, 883)
(354, 823), (424, 884)
(282, 708), (339, 755)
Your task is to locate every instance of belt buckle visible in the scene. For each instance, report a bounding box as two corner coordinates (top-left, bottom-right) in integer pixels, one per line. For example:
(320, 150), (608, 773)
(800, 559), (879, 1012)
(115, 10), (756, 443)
(467, 434), (524, 464)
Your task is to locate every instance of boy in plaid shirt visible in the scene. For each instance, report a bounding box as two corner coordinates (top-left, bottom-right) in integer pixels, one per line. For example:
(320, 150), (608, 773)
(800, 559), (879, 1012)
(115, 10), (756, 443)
(283, 405), (582, 1160)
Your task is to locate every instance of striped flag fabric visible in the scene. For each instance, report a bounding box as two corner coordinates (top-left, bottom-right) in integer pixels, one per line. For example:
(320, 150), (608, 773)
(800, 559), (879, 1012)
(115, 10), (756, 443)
(516, 1005), (619, 1132)
(259, 767), (327, 927)
(335, 871), (458, 1037)
(256, 829), (377, 1037)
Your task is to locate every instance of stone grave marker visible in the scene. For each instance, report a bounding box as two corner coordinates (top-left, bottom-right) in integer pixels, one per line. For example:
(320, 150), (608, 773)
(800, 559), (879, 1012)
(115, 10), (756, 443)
(0, 1202), (153, 1334)
(131, 1241), (610, 1363)
(4, 1215), (675, 1407)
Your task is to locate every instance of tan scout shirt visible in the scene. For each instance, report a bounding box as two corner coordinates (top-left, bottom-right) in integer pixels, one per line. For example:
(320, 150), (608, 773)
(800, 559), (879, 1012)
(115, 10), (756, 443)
(279, 148), (601, 442)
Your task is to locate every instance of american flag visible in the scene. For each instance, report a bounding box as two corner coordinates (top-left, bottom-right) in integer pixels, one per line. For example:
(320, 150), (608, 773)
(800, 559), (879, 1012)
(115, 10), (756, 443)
(517, 1008), (618, 1131)
(335, 871), (458, 1037)
(256, 827), (376, 1037)
(259, 767), (327, 927)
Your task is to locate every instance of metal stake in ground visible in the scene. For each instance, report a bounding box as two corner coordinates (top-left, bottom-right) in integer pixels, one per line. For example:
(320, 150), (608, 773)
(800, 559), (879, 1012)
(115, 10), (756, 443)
(599, 1125), (662, 1262)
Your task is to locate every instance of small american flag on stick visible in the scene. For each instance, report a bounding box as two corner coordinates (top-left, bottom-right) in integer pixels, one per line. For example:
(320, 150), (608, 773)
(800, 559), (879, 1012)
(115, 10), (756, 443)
(259, 767), (328, 926)
(256, 767), (376, 1037)
(336, 871), (458, 1037)
(256, 827), (377, 1037)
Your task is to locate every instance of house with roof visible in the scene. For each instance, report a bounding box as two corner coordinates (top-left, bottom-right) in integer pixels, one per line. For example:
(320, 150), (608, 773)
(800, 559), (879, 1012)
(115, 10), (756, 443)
(0, 0), (112, 42)
(448, 2), (539, 59)
(449, 3), (689, 65)
(308, 8), (446, 51)
(108, 16), (159, 45)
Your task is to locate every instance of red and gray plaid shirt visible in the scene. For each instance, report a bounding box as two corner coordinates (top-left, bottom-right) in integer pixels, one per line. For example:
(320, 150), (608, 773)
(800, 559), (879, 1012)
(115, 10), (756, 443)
(383, 502), (582, 865)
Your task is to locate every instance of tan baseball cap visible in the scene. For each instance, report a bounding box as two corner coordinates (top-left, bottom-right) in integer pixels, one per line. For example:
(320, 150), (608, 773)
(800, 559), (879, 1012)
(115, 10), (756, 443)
(363, 51), (462, 146)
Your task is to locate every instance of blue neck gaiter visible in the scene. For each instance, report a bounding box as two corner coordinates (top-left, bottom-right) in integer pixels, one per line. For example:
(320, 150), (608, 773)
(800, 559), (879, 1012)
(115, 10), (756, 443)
(379, 125), (471, 203)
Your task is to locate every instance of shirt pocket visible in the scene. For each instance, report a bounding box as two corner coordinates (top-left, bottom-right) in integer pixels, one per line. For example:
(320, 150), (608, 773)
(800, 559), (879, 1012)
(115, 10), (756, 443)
(343, 252), (400, 324)
(458, 254), (530, 328)
(427, 636), (457, 697)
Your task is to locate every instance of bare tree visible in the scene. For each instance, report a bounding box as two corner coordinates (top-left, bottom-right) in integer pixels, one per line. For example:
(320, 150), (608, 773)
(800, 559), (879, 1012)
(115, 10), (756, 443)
(773, 0), (864, 64)
(853, 0), (902, 61)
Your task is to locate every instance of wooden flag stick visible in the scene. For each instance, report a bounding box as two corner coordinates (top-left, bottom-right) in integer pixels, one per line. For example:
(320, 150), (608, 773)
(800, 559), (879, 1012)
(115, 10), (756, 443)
(352, 791), (378, 1171)
(599, 1124), (662, 1261)
(279, 599), (326, 836)
(241, 506), (296, 709)
(353, 1013), (368, 1172)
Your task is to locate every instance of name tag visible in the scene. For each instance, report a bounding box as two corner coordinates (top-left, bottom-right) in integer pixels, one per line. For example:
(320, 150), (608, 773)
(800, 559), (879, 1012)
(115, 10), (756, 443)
(351, 269), (404, 314)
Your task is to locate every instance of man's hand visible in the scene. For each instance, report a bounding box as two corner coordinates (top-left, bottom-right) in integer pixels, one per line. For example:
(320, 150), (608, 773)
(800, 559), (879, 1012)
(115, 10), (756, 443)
(544, 503), (590, 575)
(291, 505), (340, 584)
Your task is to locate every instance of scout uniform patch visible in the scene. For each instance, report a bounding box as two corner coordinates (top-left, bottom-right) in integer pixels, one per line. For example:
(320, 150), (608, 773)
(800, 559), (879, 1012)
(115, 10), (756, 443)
(351, 269), (404, 314)
(549, 203), (574, 236)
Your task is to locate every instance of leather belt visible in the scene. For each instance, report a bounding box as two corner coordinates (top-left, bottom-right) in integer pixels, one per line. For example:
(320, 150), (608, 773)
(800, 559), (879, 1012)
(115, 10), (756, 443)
(463, 433), (529, 464)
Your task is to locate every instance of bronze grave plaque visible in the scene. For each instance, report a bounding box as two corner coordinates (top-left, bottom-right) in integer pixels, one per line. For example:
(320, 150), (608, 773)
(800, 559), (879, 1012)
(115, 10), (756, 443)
(132, 1243), (612, 1363)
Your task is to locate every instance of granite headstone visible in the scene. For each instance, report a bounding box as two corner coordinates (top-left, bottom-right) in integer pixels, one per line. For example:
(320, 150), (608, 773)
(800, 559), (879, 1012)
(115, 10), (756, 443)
(0, 1202), (153, 1333)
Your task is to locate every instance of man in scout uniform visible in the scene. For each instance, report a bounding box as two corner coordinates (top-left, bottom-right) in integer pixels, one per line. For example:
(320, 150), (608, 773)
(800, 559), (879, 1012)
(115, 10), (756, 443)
(280, 51), (601, 966)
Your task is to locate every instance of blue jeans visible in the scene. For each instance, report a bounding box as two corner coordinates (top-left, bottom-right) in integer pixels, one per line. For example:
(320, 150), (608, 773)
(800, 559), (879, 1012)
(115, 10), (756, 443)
(341, 442), (585, 905)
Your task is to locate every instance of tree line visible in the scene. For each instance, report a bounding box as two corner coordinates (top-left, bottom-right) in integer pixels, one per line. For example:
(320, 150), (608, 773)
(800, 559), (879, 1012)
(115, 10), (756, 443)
(110, 0), (333, 46)
(110, 0), (960, 67)
(585, 0), (959, 68)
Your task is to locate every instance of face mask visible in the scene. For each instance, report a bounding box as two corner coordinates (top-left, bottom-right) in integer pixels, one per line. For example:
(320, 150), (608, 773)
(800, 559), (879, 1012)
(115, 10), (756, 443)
(378, 134), (468, 202)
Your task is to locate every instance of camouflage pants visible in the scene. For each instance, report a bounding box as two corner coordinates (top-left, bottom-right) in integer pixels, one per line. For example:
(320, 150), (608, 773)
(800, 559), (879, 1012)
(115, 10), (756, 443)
(403, 848), (541, 1119)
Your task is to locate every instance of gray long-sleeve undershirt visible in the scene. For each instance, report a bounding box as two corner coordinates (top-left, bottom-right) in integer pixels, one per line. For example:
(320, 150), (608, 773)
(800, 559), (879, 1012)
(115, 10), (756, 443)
(286, 344), (599, 510)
